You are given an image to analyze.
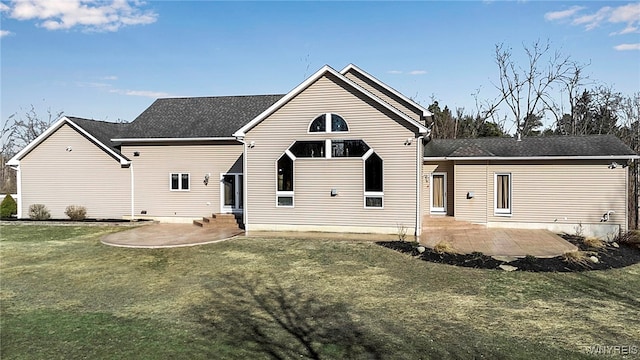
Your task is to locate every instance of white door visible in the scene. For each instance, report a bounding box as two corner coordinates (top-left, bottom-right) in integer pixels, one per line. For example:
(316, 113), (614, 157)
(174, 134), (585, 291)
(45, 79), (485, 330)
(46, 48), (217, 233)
(220, 173), (243, 213)
(430, 172), (447, 213)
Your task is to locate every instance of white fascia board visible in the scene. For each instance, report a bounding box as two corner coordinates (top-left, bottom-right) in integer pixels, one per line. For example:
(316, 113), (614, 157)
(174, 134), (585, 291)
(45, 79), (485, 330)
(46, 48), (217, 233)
(7, 116), (69, 165)
(424, 155), (640, 161)
(234, 65), (428, 137)
(7, 116), (131, 166)
(112, 137), (238, 143)
(340, 64), (433, 117)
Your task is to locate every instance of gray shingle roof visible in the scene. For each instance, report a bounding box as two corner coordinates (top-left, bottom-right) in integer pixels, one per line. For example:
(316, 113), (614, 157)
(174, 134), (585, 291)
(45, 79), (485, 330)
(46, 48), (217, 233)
(67, 116), (129, 159)
(424, 135), (637, 158)
(121, 95), (285, 139)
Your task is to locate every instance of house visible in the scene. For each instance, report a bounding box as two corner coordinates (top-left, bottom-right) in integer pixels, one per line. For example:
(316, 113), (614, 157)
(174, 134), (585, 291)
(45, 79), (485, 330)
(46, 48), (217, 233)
(7, 64), (638, 237)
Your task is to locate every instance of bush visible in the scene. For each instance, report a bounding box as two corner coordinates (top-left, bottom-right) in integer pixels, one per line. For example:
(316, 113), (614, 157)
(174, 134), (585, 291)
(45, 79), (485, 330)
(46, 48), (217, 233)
(65, 205), (87, 221)
(0, 194), (17, 218)
(29, 204), (51, 220)
(433, 241), (457, 254)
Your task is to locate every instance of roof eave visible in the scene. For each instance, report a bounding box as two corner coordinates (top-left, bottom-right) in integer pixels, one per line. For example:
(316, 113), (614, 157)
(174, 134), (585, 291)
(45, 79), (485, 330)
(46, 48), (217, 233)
(424, 155), (640, 161)
(8, 116), (130, 165)
(112, 137), (239, 143)
(340, 63), (432, 117)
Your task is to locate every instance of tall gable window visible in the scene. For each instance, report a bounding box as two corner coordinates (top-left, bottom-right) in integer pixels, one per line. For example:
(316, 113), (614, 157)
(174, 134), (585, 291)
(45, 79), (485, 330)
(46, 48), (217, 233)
(277, 153), (294, 207)
(364, 151), (383, 208)
(308, 113), (349, 133)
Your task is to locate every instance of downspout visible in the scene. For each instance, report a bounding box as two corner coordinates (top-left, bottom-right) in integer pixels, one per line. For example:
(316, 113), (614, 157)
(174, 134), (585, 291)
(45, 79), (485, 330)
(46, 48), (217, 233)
(415, 135), (424, 238)
(636, 158), (639, 229)
(235, 137), (248, 232)
(130, 162), (135, 221)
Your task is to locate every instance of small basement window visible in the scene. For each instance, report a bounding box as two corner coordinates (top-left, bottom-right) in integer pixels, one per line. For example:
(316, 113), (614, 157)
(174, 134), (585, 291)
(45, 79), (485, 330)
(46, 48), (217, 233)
(170, 173), (190, 191)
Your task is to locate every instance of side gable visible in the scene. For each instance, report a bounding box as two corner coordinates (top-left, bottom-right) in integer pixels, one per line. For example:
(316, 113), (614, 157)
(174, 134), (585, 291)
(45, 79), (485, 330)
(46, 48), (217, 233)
(234, 65), (429, 137)
(7, 116), (130, 166)
(340, 64), (432, 121)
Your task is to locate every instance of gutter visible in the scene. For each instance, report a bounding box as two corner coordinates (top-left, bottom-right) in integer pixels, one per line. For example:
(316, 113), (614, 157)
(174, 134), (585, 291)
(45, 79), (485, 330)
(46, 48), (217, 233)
(424, 155), (640, 161)
(111, 137), (239, 143)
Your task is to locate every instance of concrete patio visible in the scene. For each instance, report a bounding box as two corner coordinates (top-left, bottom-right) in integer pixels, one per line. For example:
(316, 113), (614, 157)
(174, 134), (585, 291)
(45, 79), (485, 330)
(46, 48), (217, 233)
(101, 217), (578, 258)
(421, 216), (577, 258)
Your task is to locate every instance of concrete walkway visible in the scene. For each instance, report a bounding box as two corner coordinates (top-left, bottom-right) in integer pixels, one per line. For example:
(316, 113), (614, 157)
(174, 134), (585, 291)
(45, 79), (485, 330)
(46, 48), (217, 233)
(101, 223), (244, 248)
(420, 227), (578, 258)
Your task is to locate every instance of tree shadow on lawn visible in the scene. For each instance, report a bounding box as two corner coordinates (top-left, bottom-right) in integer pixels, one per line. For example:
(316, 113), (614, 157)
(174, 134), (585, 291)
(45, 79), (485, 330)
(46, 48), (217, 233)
(194, 273), (385, 360)
(192, 273), (594, 359)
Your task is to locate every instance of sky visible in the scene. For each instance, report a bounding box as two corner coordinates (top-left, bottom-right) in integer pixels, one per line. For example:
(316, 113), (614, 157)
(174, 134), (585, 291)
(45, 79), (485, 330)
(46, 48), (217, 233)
(1, 1), (639, 131)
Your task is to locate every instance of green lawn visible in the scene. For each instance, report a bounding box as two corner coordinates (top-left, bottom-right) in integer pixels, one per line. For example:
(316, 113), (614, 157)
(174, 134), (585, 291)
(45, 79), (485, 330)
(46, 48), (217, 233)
(1, 224), (639, 359)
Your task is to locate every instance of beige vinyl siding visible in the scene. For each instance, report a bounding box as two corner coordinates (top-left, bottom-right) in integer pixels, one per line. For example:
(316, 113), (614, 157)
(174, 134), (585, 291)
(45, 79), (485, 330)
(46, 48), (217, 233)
(485, 160), (627, 230)
(422, 161), (454, 216)
(343, 70), (423, 121)
(121, 142), (243, 218)
(454, 160), (628, 230)
(245, 74), (418, 232)
(453, 161), (488, 223)
(19, 124), (130, 219)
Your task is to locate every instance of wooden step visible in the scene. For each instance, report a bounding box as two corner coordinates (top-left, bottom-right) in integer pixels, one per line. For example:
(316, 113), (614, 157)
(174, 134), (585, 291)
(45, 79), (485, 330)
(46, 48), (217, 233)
(193, 213), (242, 229)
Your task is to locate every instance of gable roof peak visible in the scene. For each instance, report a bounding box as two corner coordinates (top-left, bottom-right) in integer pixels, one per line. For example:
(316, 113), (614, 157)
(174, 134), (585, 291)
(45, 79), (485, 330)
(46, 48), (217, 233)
(340, 63), (432, 118)
(234, 64), (428, 137)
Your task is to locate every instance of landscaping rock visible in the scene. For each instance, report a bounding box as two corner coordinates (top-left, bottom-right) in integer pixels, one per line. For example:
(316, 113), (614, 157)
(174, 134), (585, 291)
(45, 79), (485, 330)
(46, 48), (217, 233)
(589, 256), (599, 263)
(492, 255), (518, 262)
(416, 246), (426, 254)
(499, 264), (518, 272)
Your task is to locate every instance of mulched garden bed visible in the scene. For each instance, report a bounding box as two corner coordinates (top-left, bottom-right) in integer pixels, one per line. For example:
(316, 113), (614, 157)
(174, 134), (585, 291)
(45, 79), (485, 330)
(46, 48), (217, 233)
(378, 233), (640, 272)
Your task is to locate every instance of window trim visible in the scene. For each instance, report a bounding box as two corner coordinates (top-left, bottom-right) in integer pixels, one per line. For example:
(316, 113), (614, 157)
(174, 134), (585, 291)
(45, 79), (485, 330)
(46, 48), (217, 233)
(363, 150), (384, 209)
(494, 172), (512, 216)
(169, 172), (190, 191)
(276, 152), (295, 208)
(307, 113), (349, 134)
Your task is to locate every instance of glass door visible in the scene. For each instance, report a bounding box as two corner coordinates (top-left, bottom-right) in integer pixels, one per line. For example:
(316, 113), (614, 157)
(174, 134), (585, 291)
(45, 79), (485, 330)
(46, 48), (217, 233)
(221, 173), (243, 213)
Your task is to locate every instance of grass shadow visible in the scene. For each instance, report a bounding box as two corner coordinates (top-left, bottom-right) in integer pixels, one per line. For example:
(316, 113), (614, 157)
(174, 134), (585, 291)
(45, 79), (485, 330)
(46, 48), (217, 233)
(194, 273), (385, 359)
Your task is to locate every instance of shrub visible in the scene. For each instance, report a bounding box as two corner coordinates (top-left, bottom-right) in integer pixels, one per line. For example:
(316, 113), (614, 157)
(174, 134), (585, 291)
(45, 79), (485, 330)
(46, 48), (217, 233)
(563, 250), (590, 267)
(615, 230), (640, 248)
(0, 194), (17, 218)
(583, 236), (605, 249)
(433, 242), (457, 254)
(65, 205), (87, 221)
(29, 204), (51, 220)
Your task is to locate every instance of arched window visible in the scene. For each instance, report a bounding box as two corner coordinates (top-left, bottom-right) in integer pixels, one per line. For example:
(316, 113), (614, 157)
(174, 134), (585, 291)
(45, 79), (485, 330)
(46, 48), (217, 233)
(309, 115), (326, 132)
(331, 114), (348, 132)
(308, 113), (348, 133)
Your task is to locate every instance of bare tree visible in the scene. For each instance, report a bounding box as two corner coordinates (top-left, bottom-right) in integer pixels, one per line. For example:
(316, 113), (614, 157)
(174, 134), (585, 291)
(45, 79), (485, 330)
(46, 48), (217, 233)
(544, 60), (591, 135)
(493, 40), (574, 137)
(1, 105), (63, 193)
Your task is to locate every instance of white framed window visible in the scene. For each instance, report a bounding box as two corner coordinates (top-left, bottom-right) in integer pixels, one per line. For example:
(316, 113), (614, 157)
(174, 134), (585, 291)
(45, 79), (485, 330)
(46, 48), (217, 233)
(494, 173), (511, 215)
(364, 150), (383, 208)
(170, 173), (190, 191)
(276, 152), (295, 207)
(308, 113), (349, 133)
